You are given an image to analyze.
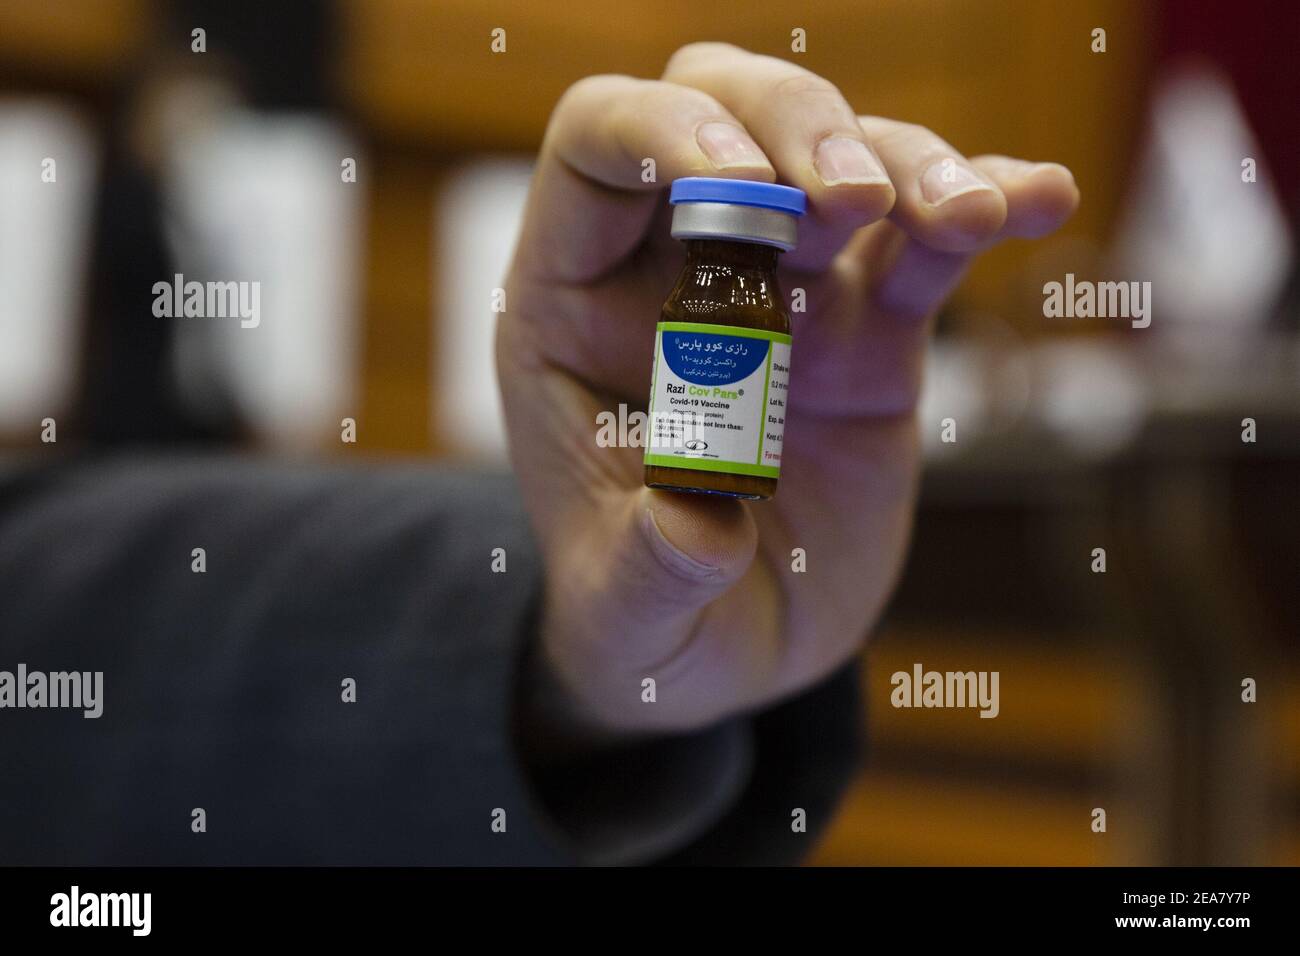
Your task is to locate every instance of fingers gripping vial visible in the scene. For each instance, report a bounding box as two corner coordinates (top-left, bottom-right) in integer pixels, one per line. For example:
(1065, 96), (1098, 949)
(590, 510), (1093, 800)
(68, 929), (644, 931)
(644, 178), (807, 500)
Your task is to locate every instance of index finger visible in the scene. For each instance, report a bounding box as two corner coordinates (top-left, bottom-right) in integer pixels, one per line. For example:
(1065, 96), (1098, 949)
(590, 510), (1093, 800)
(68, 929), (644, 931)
(513, 74), (775, 285)
(662, 43), (896, 272)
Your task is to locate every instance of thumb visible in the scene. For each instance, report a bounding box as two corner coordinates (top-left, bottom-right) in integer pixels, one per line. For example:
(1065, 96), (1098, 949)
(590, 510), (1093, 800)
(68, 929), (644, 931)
(600, 486), (757, 643)
(545, 485), (758, 728)
(634, 486), (758, 610)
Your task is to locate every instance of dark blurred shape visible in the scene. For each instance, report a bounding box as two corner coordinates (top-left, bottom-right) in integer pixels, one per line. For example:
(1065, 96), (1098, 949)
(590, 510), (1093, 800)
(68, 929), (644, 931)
(74, 0), (342, 445)
(168, 0), (338, 110)
(76, 105), (197, 444)
(1159, 0), (1300, 212)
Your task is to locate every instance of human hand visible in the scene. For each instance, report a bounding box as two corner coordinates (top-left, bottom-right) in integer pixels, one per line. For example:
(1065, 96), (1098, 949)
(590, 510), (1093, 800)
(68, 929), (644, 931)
(499, 43), (1078, 740)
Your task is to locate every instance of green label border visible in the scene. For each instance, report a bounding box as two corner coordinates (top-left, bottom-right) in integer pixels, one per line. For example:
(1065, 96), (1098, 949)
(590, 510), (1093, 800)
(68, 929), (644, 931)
(644, 453), (779, 479)
(657, 321), (792, 345)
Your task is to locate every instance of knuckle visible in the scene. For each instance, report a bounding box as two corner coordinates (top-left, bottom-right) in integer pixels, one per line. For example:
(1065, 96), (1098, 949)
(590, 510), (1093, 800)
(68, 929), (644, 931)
(665, 41), (737, 74)
(557, 73), (624, 112)
(770, 70), (842, 103)
(873, 121), (932, 150)
(641, 80), (715, 119)
(549, 75), (643, 145)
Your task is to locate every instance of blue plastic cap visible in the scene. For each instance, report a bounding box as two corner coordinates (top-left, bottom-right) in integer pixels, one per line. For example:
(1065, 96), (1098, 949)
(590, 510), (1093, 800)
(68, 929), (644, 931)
(669, 177), (807, 216)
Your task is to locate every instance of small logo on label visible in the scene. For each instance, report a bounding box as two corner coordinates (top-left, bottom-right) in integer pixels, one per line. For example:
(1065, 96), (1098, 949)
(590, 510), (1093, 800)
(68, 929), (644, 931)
(684, 439), (708, 451)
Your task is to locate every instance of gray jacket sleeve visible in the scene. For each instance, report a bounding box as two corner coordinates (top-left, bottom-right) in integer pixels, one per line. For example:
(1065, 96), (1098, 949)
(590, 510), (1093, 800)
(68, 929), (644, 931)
(0, 454), (861, 865)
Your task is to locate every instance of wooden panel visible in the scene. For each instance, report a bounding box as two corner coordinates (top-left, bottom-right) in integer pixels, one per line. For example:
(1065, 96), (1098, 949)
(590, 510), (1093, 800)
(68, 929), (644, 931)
(341, 0), (1150, 331)
(341, 0), (1051, 149)
(1275, 678), (1300, 865)
(811, 773), (1121, 866)
(865, 629), (1148, 764)
(810, 625), (1165, 865)
(0, 0), (146, 75)
(353, 153), (441, 453)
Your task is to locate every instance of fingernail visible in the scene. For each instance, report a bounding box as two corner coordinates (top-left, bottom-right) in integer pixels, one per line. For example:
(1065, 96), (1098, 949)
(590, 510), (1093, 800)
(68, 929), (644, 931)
(697, 122), (768, 169)
(920, 158), (995, 205)
(814, 136), (888, 186)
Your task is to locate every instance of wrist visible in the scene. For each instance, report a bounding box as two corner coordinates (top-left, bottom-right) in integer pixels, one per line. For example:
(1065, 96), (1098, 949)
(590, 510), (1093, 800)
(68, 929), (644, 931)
(513, 623), (629, 767)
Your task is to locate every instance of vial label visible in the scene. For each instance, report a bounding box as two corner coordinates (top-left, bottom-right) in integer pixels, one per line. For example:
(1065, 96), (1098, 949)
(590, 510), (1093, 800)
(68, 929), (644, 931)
(644, 321), (791, 478)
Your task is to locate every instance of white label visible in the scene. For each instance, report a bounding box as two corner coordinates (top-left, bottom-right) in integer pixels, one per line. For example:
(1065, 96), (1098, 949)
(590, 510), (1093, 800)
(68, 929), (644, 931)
(644, 322), (791, 478)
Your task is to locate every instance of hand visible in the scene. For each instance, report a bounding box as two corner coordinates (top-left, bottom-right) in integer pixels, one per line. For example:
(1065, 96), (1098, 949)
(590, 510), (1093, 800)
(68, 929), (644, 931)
(499, 43), (1078, 741)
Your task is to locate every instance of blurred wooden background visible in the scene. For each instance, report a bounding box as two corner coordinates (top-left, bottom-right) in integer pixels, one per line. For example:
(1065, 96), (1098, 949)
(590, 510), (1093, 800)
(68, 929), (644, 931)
(1, 0), (1150, 452)
(2, 0), (1295, 866)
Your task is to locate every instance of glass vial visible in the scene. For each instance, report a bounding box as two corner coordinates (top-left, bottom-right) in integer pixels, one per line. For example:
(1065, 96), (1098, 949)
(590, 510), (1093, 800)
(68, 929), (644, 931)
(644, 177), (807, 500)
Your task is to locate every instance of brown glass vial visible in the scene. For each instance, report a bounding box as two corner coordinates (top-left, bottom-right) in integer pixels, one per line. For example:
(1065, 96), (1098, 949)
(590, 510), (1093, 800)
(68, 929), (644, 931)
(644, 178), (806, 500)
